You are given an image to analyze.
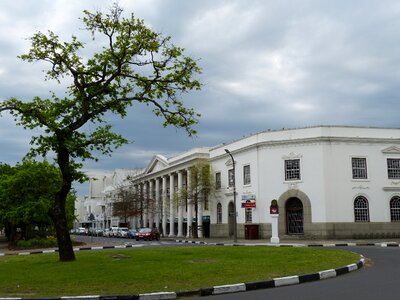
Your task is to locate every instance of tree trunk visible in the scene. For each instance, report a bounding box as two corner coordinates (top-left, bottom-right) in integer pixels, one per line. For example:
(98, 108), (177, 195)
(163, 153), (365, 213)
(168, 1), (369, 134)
(52, 140), (75, 261)
(51, 193), (75, 261)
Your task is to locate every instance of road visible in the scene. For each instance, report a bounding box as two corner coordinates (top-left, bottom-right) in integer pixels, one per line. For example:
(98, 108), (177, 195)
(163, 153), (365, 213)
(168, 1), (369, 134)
(188, 247), (399, 300)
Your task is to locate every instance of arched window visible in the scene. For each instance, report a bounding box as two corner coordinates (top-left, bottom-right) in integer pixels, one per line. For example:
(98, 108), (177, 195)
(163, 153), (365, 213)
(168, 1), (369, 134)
(390, 196), (400, 222)
(354, 196), (369, 222)
(217, 203), (222, 224)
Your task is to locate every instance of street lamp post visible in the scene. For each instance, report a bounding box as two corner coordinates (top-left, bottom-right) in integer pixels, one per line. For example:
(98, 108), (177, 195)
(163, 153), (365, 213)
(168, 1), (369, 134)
(225, 149), (237, 243)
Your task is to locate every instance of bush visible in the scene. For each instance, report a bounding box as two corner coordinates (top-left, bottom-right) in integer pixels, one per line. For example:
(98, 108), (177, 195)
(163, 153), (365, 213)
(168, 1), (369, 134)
(15, 238), (58, 249)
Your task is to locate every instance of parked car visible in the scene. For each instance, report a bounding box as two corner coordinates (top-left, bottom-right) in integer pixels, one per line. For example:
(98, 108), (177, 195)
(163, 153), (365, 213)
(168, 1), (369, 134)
(76, 227), (88, 235)
(103, 228), (111, 237)
(127, 229), (137, 239)
(135, 227), (160, 241)
(110, 227), (119, 237)
(117, 227), (129, 238)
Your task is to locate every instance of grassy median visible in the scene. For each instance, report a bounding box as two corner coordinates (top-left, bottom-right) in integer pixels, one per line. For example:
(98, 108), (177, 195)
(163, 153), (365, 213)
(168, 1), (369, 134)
(0, 246), (359, 297)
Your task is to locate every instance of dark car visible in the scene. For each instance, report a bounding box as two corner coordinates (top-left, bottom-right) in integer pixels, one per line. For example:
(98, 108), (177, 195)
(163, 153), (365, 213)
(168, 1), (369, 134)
(135, 227), (160, 241)
(127, 229), (137, 239)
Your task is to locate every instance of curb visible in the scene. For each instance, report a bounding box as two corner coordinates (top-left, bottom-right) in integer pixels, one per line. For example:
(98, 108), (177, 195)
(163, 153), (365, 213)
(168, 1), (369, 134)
(196, 257), (364, 297)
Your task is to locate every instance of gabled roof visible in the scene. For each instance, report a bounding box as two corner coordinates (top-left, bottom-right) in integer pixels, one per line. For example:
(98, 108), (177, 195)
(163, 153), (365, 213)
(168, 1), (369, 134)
(143, 154), (169, 175)
(382, 146), (400, 154)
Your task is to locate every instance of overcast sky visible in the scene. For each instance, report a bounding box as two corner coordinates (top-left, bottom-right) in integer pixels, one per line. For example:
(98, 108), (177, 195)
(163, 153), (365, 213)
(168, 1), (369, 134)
(1, 0), (400, 196)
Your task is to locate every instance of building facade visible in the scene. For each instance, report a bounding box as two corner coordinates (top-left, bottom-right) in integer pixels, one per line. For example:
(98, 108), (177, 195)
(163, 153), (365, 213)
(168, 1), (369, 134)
(79, 126), (400, 239)
(210, 126), (400, 239)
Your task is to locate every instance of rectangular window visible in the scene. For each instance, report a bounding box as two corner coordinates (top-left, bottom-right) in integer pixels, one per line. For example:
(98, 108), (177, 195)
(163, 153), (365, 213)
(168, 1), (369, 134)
(245, 208), (252, 223)
(215, 172), (221, 189)
(243, 165), (251, 185)
(352, 157), (368, 179)
(285, 159), (301, 181)
(388, 159), (400, 179)
(228, 169), (234, 187)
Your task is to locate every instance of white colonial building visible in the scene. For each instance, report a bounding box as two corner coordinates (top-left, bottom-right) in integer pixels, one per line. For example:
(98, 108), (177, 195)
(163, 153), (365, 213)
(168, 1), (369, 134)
(128, 147), (211, 238)
(210, 125), (400, 239)
(79, 126), (400, 239)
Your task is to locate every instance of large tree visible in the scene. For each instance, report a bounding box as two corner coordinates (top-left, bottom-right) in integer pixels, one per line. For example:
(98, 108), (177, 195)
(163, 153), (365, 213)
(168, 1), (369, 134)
(0, 4), (201, 261)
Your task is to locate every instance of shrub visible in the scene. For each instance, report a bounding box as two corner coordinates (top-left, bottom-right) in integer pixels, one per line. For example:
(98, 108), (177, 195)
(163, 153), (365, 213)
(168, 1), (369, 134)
(15, 238), (58, 249)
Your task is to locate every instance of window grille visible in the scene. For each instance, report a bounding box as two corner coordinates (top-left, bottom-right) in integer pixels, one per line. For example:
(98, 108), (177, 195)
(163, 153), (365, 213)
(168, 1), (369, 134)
(352, 158), (367, 179)
(390, 196), (400, 222)
(217, 203), (222, 224)
(354, 196), (369, 222)
(388, 159), (400, 179)
(243, 165), (251, 185)
(215, 172), (221, 189)
(245, 208), (252, 223)
(285, 159), (301, 181)
(228, 169), (234, 187)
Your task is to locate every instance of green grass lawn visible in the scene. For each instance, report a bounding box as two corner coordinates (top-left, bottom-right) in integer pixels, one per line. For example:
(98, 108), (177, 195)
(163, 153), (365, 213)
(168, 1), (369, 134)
(0, 246), (360, 297)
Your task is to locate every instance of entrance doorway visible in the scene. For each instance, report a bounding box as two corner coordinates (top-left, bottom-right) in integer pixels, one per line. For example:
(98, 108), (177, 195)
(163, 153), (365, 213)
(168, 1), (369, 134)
(228, 202), (235, 237)
(286, 197), (304, 234)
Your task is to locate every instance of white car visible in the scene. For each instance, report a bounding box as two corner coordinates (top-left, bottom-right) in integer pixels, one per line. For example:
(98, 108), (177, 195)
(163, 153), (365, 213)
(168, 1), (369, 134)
(103, 228), (111, 237)
(117, 227), (129, 238)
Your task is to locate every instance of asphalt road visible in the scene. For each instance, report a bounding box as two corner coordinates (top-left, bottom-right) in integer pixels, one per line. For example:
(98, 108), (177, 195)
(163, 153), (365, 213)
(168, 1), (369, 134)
(188, 246), (400, 300)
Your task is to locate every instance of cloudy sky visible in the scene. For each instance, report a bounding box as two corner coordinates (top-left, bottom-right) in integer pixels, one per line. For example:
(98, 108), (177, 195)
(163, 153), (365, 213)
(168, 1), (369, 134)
(1, 0), (400, 196)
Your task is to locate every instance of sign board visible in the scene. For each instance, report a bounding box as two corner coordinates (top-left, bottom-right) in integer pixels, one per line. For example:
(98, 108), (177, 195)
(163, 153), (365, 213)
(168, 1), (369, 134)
(241, 194), (256, 208)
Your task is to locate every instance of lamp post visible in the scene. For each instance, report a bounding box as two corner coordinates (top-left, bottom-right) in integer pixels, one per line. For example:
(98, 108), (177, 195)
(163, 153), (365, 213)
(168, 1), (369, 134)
(225, 149), (237, 243)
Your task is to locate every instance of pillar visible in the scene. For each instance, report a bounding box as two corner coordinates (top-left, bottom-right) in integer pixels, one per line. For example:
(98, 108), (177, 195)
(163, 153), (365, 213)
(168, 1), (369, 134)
(169, 173), (175, 237)
(270, 214), (280, 244)
(177, 171), (183, 237)
(155, 178), (160, 230)
(186, 168), (192, 238)
(162, 176), (167, 236)
(148, 180), (154, 227)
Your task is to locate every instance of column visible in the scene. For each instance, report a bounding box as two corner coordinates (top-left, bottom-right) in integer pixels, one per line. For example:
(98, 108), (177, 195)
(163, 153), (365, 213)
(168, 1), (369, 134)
(270, 214), (280, 244)
(162, 176), (167, 236)
(186, 168), (192, 238)
(169, 173), (175, 237)
(143, 182), (148, 227)
(155, 178), (160, 230)
(148, 180), (154, 227)
(177, 171), (183, 237)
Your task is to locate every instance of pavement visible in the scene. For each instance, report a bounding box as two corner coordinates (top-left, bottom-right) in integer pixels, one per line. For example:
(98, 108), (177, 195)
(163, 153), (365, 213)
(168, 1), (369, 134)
(0, 235), (397, 300)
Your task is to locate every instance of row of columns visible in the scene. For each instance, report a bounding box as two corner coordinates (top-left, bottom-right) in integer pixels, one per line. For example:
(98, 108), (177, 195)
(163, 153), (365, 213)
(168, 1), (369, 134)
(134, 169), (203, 238)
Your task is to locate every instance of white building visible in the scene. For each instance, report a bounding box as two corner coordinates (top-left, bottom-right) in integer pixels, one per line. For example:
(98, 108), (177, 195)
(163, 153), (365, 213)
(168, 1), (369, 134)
(210, 125), (400, 239)
(75, 169), (142, 230)
(80, 125), (400, 239)
(129, 148), (211, 237)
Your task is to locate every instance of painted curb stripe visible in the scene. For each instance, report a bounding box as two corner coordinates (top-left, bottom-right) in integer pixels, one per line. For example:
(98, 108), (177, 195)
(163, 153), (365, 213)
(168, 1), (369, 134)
(274, 275), (300, 287)
(298, 272), (320, 283)
(212, 283), (246, 295)
(138, 292), (176, 300)
(245, 280), (275, 291)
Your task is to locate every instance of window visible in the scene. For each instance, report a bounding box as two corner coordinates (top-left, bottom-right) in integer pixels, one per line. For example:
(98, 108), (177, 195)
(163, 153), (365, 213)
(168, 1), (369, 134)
(228, 169), (234, 187)
(352, 157), (367, 179)
(285, 159), (301, 181)
(245, 208), (252, 223)
(388, 159), (400, 179)
(390, 196), (400, 222)
(243, 165), (251, 185)
(215, 172), (221, 189)
(354, 196), (369, 222)
(217, 203), (222, 224)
